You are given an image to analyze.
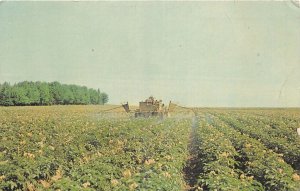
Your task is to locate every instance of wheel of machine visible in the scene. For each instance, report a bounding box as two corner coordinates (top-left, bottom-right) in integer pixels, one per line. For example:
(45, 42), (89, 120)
(135, 112), (140, 118)
(151, 112), (158, 117)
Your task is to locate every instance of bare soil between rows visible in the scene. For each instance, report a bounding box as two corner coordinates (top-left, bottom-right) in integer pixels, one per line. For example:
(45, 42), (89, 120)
(183, 117), (202, 191)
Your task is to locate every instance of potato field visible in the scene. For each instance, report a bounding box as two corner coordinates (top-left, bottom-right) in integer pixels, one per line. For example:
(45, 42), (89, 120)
(0, 106), (299, 190)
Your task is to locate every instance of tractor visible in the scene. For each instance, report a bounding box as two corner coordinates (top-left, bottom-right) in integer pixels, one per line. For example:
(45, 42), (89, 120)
(122, 96), (172, 118)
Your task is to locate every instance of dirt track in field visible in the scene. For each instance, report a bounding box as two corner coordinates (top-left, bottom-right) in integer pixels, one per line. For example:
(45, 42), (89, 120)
(183, 117), (202, 191)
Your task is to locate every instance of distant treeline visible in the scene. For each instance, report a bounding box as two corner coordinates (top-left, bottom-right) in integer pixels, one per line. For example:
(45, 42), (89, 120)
(0, 81), (108, 106)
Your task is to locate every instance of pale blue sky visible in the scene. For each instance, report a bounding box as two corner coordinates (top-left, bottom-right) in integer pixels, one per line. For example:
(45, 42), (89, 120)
(0, 2), (299, 107)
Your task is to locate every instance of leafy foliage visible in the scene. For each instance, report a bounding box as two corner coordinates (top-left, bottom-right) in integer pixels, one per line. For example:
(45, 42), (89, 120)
(208, 114), (299, 190)
(0, 107), (299, 190)
(0, 106), (190, 190)
(0, 81), (108, 106)
(216, 112), (300, 168)
(195, 116), (264, 190)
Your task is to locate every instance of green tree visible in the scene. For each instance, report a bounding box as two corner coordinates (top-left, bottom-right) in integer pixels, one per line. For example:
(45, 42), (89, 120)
(62, 85), (74, 104)
(49, 81), (64, 104)
(82, 86), (90, 104)
(27, 82), (40, 105)
(0, 82), (14, 106)
(97, 89), (101, 104)
(11, 86), (30, 106)
(37, 82), (51, 105)
(0, 81), (108, 106)
(89, 89), (99, 104)
(100, 93), (109, 105)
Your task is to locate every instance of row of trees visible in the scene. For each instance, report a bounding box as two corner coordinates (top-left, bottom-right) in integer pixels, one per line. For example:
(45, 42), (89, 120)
(0, 81), (108, 106)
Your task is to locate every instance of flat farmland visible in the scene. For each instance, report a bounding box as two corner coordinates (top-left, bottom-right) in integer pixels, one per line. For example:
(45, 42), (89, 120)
(0, 106), (299, 190)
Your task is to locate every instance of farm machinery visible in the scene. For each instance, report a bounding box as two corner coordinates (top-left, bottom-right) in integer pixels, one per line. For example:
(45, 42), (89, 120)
(122, 96), (174, 118)
(100, 96), (192, 118)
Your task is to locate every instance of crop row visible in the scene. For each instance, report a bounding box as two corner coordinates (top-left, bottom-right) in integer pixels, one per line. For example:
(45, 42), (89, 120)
(213, 112), (300, 169)
(244, 110), (300, 131)
(206, 114), (300, 190)
(0, 107), (191, 190)
(195, 116), (264, 190)
(227, 112), (300, 144)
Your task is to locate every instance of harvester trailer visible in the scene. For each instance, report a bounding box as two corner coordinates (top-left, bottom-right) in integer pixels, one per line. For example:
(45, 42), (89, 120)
(98, 96), (193, 118)
(122, 96), (171, 118)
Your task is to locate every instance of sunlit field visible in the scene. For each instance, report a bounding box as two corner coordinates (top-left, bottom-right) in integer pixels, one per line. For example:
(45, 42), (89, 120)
(0, 106), (299, 190)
